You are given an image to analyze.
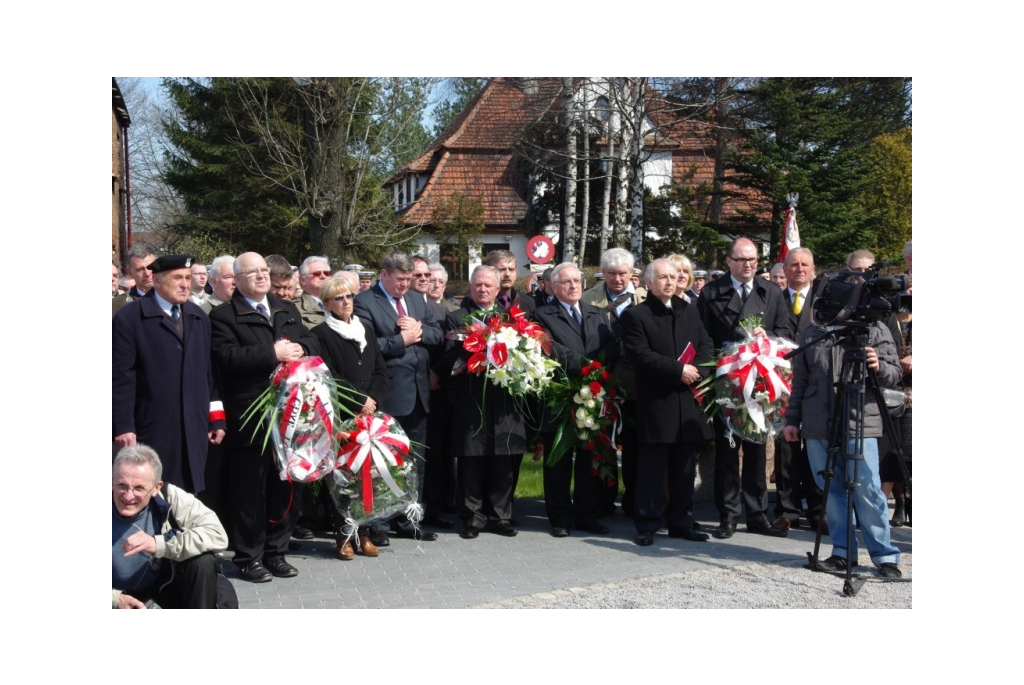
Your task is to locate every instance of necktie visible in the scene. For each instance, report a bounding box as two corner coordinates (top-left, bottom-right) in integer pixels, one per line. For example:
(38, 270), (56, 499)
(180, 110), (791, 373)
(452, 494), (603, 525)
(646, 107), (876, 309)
(571, 306), (582, 329)
(741, 283), (750, 303)
(256, 303), (270, 320)
(607, 291), (630, 324)
(395, 298), (407, 317)
(793, 291), (803, 315)
(170, 305), (180, 322)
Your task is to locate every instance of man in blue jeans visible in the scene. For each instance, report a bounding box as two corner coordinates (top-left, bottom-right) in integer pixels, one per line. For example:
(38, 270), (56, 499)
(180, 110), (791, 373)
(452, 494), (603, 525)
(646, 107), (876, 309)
(782, 317), (903, 578)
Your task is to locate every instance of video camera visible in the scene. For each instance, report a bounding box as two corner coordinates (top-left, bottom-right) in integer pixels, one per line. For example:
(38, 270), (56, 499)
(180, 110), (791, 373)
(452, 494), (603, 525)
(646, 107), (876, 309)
(811, 264), (909, 325)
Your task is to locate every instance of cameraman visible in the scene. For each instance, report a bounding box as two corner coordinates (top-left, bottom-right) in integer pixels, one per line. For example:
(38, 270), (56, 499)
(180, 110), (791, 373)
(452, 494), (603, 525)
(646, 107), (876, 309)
(782, 279), (904, 578)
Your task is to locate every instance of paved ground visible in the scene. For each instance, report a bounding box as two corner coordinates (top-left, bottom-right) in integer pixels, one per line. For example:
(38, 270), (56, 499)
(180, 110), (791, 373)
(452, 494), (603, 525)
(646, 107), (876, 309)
(224, 497), (913, 609)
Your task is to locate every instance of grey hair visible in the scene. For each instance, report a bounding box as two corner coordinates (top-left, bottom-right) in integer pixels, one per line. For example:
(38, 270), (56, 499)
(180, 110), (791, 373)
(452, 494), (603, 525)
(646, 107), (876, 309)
(209, 255), (235, 280)
(429, 264), (449, 280)
(549, 261), (579, 283)
(113, 444), (163, 484)
(471, 264), (499, 283)
(784, 247), (814, 266)
(125, 243), (155, 267)
(644, 257), (678, 284)
(300, 255), (331, 277)
(600, 247), (635, 272)
(484, 249), (516, 266)
(382, 250), (415, 274)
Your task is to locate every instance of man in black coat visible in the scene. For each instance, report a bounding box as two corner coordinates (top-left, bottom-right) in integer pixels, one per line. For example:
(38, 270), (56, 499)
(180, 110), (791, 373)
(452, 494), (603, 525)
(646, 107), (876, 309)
(772, 247), (823, 531)
(353, 250), (444, 540)
(437, 265), (525, 539)
(209, 252), (320, 583)
(533, 263), (619, 537)
(621, 259), (714, 546)
(113, 255), (226, 494)
(698, 237), (795, 540)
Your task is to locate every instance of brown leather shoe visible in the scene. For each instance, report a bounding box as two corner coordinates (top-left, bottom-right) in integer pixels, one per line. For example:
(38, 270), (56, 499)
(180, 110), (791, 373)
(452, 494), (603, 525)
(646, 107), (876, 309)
(359, 535), (379, 557)
(771, 516), (793, 532)
(337, 540), (355, 561)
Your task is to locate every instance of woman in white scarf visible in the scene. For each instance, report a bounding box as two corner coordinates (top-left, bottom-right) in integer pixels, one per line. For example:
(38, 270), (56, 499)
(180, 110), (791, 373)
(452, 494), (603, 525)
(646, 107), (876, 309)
(311, 276), (390, 561)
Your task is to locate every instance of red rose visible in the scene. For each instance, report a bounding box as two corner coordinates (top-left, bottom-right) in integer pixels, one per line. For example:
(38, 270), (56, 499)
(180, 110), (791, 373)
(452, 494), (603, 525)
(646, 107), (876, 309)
(582, 364), (592, 376)
(589, 381), (602, 394)
(600, 370), (611, 382)
(591, 360), (602, 370)
(608, 388), (618, 398)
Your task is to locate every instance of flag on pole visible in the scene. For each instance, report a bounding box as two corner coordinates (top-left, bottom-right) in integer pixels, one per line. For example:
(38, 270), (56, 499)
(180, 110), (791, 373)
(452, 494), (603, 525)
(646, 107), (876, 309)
(777, 194), (800, 264)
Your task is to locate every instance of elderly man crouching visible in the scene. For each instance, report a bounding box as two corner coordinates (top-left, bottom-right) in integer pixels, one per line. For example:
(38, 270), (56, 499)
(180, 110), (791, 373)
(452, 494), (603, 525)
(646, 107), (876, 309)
(112, 445), (228, 609)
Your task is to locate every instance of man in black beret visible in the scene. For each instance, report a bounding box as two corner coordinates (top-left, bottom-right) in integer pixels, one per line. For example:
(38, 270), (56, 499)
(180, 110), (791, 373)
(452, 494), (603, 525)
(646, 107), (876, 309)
(113, 255), (226, 494)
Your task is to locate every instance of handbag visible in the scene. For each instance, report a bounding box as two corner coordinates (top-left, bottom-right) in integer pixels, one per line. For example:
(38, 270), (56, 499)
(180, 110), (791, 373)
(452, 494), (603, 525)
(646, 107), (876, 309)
(882, 387), (907, 418)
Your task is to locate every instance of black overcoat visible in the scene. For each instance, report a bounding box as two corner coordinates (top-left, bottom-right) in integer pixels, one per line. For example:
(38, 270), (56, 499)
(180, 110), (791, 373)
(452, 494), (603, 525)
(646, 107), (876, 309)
(697, 274), (795, 351)
(620, 295), (713, 445)
(112, 293), (224, 492)
(311, 317), (390, 418)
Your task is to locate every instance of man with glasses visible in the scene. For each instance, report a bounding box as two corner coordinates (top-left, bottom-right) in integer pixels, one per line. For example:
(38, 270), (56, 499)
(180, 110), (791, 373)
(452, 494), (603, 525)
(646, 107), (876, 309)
(295, 255), (332, 329)
(698, 237), (794, 540)
(112, 445), (228, 609)
(355, 250), (444, 540)
(210, 252), (319, 583)
(428, 264), (459, 312)
(534, 263), (618, 537)
(113, 244), (156, 315)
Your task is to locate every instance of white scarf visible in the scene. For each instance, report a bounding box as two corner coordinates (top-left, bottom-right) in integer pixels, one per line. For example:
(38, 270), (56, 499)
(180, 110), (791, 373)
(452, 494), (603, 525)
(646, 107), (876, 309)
(324, 311), (367, 353)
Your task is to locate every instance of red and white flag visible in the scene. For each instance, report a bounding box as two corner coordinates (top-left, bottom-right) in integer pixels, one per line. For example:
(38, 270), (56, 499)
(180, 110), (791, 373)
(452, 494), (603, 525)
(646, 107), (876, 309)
(777, 204), (800, 265)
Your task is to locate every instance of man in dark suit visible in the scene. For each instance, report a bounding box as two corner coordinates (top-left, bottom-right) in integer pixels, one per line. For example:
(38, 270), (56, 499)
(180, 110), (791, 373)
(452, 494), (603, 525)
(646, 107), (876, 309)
(411, 255), (455, 529)
(437, 265), (525, 539)
(621, 258), (714, 546)
(772, 247), (823, 532)
(209, 252), (319, 583)
(113, 255), (226, 493)
(534, 263), (619, 537)
(353, 250), (444, 540)
(698, 237), (795, 540)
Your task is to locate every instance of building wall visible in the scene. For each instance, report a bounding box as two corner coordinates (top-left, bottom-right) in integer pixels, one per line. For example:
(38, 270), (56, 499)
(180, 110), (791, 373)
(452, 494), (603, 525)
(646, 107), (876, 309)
(112, 109), (125, 261)
(415, 232), (530, 281)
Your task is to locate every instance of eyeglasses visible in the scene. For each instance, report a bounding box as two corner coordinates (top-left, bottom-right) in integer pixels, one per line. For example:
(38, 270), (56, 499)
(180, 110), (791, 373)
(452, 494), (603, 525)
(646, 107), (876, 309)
(239, 268), (270, 279)
(308, 270), (331, 279)
(728, 257), (758, 265)
(555, 278), (582, 285)
(332, 294), (355, 302)
(428, 278), (445, 285)
(114, 483), (155, 498)
(413, 272), (430, 279)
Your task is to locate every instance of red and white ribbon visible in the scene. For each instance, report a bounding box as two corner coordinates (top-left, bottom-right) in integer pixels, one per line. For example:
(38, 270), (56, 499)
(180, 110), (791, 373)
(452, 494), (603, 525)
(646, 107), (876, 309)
(715, 337), (793, 432)
(336, 414), (410, 514)
(272, 357), (337, 482)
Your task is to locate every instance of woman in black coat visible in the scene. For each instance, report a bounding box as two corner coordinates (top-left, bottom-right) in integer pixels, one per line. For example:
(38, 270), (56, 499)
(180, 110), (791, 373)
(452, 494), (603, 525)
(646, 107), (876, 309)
(311, 276), (389, 560)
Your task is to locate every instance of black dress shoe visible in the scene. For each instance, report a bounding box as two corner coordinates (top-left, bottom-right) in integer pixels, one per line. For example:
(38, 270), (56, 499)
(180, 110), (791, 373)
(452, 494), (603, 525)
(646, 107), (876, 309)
(493, 522), (518, 537)
(393, 526), (437, 541)
(292, 526), (314, 540)
(668, 527), (710, 541)
(237, 562), (273, 583)
(712, 521), (737, 539)
(578, 521), (610, 534)
(635, 531), (654, 546)
(747, 517), (788, 537)
(263, 557), (298, 578)
(422, 514), (454, 529)
(550, 526), (570, 538)
(460, 526), (480, 539)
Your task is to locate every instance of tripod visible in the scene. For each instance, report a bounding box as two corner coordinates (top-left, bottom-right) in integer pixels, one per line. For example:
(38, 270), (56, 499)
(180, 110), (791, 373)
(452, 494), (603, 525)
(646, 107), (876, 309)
(794, 323), (912, 597)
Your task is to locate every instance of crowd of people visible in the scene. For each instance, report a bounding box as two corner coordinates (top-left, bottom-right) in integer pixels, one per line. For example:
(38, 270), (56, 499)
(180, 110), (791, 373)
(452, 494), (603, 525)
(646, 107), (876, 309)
(112, 238), (912, 606)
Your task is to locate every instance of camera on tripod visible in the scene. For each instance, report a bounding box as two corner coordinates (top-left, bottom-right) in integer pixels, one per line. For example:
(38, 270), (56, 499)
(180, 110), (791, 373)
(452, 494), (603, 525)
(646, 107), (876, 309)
(811, 264), (909, 325)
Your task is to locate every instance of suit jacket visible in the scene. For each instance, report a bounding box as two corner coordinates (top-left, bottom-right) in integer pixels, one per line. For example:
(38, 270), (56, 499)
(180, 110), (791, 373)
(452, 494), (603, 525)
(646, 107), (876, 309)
(113, 293), (224, 492)
(311, 318), (389, 417)
(533, 300), (618, 378)
(697, 274), (795, 351)
(294, 291), (326, 330)
(353, 283), (443, 418)
(209, 292), (319, 444)
(620, 295), (713, 445)
(200, 294), (226, 315)
(436, 303), (527, 457)
(783, 287), (814, 338)
(112, 286), (148, 316)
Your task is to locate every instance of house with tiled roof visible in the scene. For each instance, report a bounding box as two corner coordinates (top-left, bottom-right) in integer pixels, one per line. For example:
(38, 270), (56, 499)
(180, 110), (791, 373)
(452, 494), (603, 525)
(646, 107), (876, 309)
(389, 78), (769, 278)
